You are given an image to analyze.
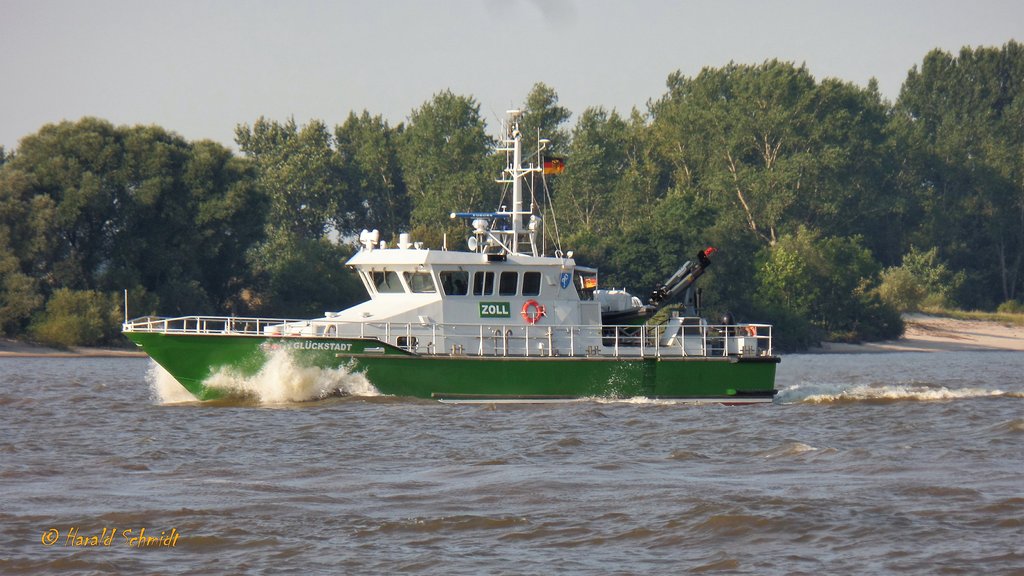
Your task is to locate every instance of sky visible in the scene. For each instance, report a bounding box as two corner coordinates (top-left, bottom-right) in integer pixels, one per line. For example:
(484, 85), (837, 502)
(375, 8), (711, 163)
(2, 0), (1022, 152)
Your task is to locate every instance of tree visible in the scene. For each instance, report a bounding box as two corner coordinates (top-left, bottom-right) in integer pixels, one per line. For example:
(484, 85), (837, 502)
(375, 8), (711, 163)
(96, 126), (266, 314)
(29, 288), (121, 347)
(553, 107), (633, 237)
(894, 42), (1024, 308)
(335, 111), (408, 239)
(649, 61), (820, 247)
(648, 61), (900, 257)
(878, 246), (965, 311)
(235, 117), (369, 316)
(244, 232), (363, 317)
(181, 140), (269, 312)
(0, 228), (42, 335)
(236, 117), (343, 240)
(0, 118), (269, 334)
(1, 118), (128, 293)
(519, 82), (572, 155)
(398, 90), (494, 246)
(797, 78), (905, 264)
(754, 227), (902, 347)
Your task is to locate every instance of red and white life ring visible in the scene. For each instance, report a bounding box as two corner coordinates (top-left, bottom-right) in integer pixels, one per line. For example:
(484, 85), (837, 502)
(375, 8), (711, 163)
(521, 300), (546, 325)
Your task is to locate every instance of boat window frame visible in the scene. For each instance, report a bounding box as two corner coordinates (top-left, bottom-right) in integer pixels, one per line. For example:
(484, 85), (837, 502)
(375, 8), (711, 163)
(522, 271), (542, 296)
(473, 271), (495, 296)
(356, 270), (375, 295)
(439, 270), (469, 296)
(574, 269), (597, 301)
(498, 271), (518, 296)
(370, 270), (405, 294)
(403, 271), (437, 294)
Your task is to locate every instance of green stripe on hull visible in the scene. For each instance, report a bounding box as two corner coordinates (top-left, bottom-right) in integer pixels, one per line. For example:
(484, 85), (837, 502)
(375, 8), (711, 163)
(350, 355), (653, 399)
(653, 357), (778, 398)
(351, 355), (777, 400)
(126, 332), (777, 402)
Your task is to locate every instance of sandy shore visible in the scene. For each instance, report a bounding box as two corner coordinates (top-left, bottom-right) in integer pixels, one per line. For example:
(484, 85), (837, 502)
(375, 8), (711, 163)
(1, 314), (1021, 357)
(814, 313), (1024, 354)
(0, 338), (145, 358)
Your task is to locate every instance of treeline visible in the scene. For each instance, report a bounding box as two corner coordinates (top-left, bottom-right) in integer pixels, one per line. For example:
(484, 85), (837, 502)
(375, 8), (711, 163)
(1, 42), (1021, 350)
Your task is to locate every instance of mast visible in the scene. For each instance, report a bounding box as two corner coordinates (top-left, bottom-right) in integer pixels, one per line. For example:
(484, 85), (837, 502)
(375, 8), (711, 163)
(511, 112), (525, 243)
(496, 109), (545, 256)
(454, 110), (546, 257)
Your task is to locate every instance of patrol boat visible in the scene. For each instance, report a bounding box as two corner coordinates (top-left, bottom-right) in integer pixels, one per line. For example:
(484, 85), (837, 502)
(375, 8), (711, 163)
(123, 110), (780, 403)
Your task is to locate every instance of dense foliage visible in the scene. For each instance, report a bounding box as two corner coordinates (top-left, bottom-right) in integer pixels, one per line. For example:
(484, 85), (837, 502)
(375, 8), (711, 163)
(1, 42), (1021, 349)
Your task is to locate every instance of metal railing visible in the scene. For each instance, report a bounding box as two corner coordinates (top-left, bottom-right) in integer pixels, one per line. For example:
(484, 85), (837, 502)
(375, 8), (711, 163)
(124, 315), (774, 359)
(123, 316), (301, 336)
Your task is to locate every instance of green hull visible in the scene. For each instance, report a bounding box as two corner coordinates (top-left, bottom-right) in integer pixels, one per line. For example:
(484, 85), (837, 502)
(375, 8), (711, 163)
(126, 332), (778, 403)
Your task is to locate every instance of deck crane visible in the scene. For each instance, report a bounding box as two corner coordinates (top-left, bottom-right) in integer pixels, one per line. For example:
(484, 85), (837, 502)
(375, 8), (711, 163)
(596, 247), (716, 324)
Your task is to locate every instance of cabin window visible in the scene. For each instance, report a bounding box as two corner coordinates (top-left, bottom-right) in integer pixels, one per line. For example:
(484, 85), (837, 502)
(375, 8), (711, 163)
(473, 271), (495, 296)
(403, 271), (436, 293)
(439, 271), (468, 296)
(522, 272), (541, 296)
(371, 270), (404, 293)
(498, 271), (518, 296)
(574, 270), (597, 301)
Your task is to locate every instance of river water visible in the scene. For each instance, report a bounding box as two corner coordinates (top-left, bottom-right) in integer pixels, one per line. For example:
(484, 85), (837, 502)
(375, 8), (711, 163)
(1, 352), (1022, 575)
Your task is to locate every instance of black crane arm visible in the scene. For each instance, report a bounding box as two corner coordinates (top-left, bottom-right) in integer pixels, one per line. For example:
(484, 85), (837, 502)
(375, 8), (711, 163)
(648, 247), (715, 308)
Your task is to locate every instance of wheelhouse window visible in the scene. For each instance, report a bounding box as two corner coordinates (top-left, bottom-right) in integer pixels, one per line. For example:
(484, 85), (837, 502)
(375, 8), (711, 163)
(498, 271), (518, 296)
(574, 269), (597, 301)
(403, 271), (436, 293)
(473, 271), (495, 296)
(439, 271), (469, 296)
(370, 271), (403, 293)
(522, 271), (541, 296)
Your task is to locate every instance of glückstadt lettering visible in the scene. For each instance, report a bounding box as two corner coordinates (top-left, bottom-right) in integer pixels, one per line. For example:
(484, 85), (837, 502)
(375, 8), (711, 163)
(261, 341), (353, 353)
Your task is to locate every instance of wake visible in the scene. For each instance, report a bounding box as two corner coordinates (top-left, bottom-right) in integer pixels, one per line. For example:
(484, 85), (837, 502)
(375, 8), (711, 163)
(777, 381), (1022, 404)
